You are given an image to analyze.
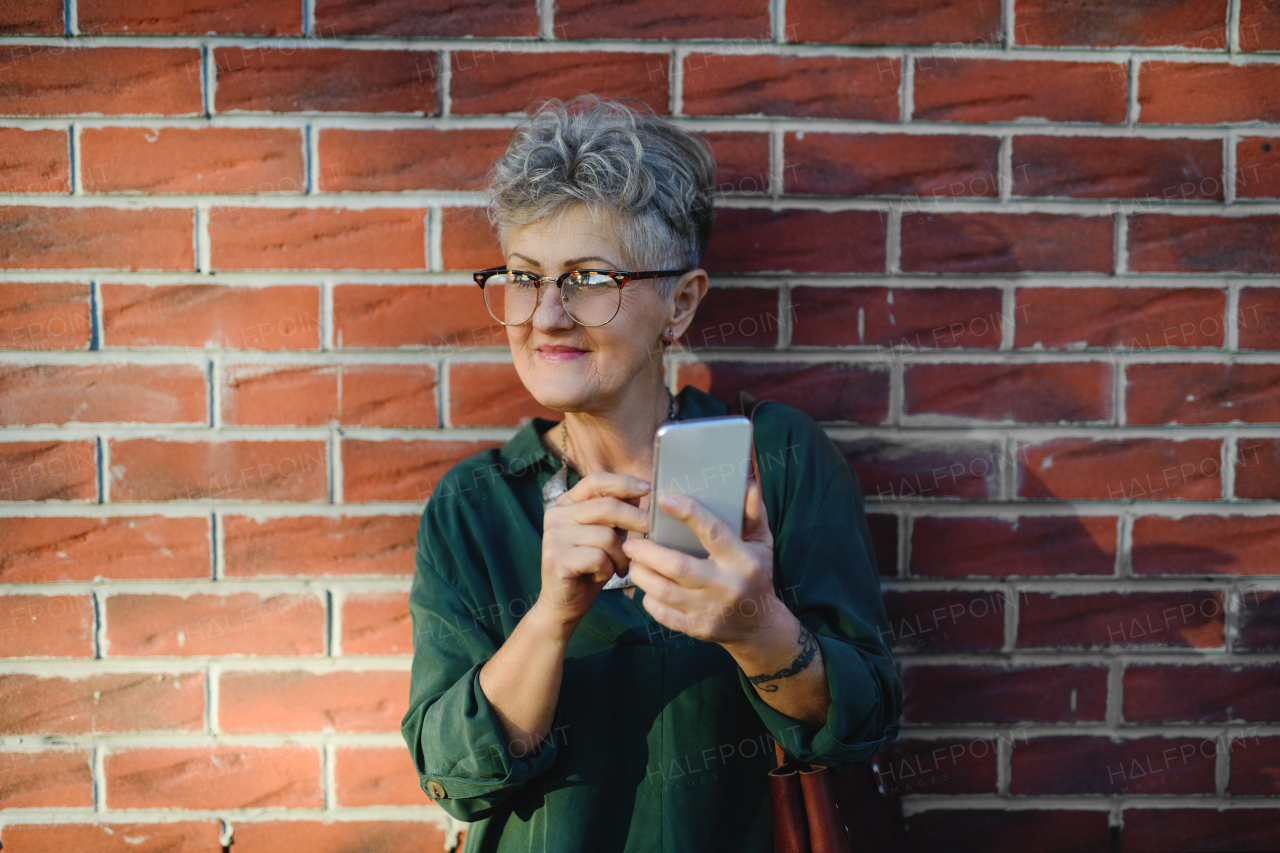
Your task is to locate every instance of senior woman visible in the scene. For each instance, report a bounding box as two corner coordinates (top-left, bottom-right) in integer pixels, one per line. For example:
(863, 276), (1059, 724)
(401, 94), (901, 852)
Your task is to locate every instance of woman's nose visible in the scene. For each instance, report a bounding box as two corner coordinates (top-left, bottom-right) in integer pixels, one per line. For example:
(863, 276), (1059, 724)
(530, 277), (576, 331)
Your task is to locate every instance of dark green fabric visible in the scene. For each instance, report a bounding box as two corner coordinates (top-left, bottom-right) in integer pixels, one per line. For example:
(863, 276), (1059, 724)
(402, 383), (901, 853)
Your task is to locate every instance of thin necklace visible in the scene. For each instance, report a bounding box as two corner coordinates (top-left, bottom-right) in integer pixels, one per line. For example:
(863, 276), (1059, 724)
(541, 386), (676, 511)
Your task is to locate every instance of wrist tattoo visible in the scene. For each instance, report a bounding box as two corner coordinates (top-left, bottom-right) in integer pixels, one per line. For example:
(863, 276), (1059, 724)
(747, 627), (818, 693)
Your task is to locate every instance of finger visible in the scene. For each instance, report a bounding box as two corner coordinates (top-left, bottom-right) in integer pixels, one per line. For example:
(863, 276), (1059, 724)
(564, 496), (649, 534)
(622, 537), (709, 589)
(742, 478), (773, 545)
(559, 471), (650, 505)
(655, 493), (743, 562)
(565, 526), (630, 575)
(627, 559), (699, 610)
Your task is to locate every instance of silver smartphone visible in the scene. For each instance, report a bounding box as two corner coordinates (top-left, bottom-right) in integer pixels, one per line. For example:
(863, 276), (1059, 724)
(648, 415), (753, 558)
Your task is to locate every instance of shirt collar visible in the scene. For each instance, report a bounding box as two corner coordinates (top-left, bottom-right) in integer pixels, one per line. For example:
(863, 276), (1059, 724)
(496, 384), (729, 478)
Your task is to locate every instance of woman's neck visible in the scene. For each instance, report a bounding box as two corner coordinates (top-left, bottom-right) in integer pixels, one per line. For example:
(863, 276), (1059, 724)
(554, 376), (675, 480)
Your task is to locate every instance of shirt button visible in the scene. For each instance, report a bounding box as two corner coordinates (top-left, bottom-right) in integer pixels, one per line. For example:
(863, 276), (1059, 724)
(426, 780), (447, 799)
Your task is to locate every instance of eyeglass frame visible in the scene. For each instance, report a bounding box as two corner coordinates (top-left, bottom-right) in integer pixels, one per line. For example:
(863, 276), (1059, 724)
(472, 266), (694, 327)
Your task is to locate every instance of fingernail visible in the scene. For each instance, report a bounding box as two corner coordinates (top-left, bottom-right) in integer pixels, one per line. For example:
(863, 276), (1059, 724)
(638, 480), (651, 490)
(660, 495), (678, 508)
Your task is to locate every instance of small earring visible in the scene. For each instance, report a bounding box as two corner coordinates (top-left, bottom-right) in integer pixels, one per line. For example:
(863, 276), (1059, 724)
(669, 329), (676, 343)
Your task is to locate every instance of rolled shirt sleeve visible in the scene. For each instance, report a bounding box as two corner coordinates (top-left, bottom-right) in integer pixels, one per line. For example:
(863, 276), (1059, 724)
(737, 406), (902, 772)
(400, 496), (560, 822)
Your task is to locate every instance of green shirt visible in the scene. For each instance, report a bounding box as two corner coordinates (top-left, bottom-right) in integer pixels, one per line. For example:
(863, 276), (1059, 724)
(402, 384), (901, 853)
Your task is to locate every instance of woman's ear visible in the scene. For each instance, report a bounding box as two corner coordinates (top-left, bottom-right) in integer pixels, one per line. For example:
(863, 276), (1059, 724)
(669, 268), (708, 337)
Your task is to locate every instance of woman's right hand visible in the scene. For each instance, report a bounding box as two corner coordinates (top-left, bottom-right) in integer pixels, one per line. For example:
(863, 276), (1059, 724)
(535, 471), (651, 635)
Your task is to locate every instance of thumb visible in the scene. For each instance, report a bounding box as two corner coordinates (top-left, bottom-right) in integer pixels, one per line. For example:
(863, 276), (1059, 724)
(742, 477), (772, 544)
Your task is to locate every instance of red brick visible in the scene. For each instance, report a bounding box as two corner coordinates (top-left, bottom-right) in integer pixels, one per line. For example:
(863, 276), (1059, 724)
(219, 670), (409, 733)
(838, 439), (1002, 500)
(209, 207), (426, 271)
(222, 363), (438, 427)
(1124, 664), (1280, 722)
(901, 212), (1113, 273)
(904, 665), (1108, 723)
(0, 440), (97, 501)
(704, 209), (887, 273)
(1016, 0), (1228, 47)
(786, 132), (999, 197)
(333, 283), (507, 350)
(102, 283), (319, 350)
(1231, 736), (1280, 794)
(792, 286), (1004, 349)
(907, 810), (1111, 853)
(1012, 736), (1216, 796)
(449, 362), (564, 427)
(1132, 514), (1280, 576)
(1013, 135), (1223, 199)
(0, 206), (194, 270)
(557, 0), (767, 38)
(80, 0), (302, 34)
(703, 131), (770, 194)
(910, 516), (1119, 577)
(0, 282), (91, 349)
(342, 438), (500, 503)
(1240, 288), (1280, 350)
(214, 48), (436, 114)
(1239, 591), (1280, 650)
(440, 206), (504, 270)
(867, 513), (898, 577)
(905, 362), (1112, 424)
(1014, 286), (1225, 349)
(0, 516), (210, 582)
(0, 0), (61, 33)
(318, 128), (507, 193)
(1241, 0), (1280, 50)
(224, 515), (416, 577)
(680, 361), (889, 424)
(1139, 62), (1280, 124)
(109, 439), (328, 502)
(82, 127), (303, 194)
(451, 51), (668, 116)
(1019, 592), (1224, 649)
(0, 671), (204, 733)
(1237, 136), (1280, 199)
(0, 363), (207, 425)
(1128, 215), (1280, 274)
(315, 0), (537, 37)
(881, 590), (1005, 653)
(1121, 808), (1280, 853)
(0, 749), (93, 808)
(335, 746), (423, 806)
(683, 286), (782, 348)
(1128, 363), (1280, 425)
(1239, 439), (1280, 499)
(881, 737), (999, 796)
(342, 591), (411, 655)
(230, 821), (450, 853)
(0, 823), (221, 852)
(789, 0), (1000, 45)
(913, 58), (1126, 123)
(1017, 437), (1222, 501)
(0, 47), (201, 115)
(0, 593), (94, 658)
(105, 746), (322, 809)
(106, 592), (325, 656)
(684, 54), (898, 120)
(0, 127), (68, 193)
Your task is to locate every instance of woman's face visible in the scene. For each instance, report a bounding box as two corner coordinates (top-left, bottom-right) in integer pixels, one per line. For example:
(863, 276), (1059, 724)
(501, 205), (701, 415)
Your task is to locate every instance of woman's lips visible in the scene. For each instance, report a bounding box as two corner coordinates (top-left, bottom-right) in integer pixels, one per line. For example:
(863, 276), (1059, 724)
(538, 346), (587, 362)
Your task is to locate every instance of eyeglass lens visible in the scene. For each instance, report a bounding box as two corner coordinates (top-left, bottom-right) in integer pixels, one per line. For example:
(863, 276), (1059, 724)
(482, 272), (621, 326)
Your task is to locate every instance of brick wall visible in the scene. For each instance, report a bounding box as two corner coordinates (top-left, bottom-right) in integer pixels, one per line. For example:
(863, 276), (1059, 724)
(1, 1), (1278, 851)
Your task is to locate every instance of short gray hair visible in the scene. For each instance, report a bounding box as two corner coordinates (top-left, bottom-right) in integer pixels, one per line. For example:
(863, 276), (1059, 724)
(486, 94), (717, 298)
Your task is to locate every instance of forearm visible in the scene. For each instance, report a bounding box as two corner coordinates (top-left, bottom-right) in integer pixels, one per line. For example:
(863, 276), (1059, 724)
(721, 599), (832, 727)
(477, 602), (572, 757)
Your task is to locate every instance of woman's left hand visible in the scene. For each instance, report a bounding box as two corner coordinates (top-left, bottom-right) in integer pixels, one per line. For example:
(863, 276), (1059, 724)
(620, 477), (778, 646)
